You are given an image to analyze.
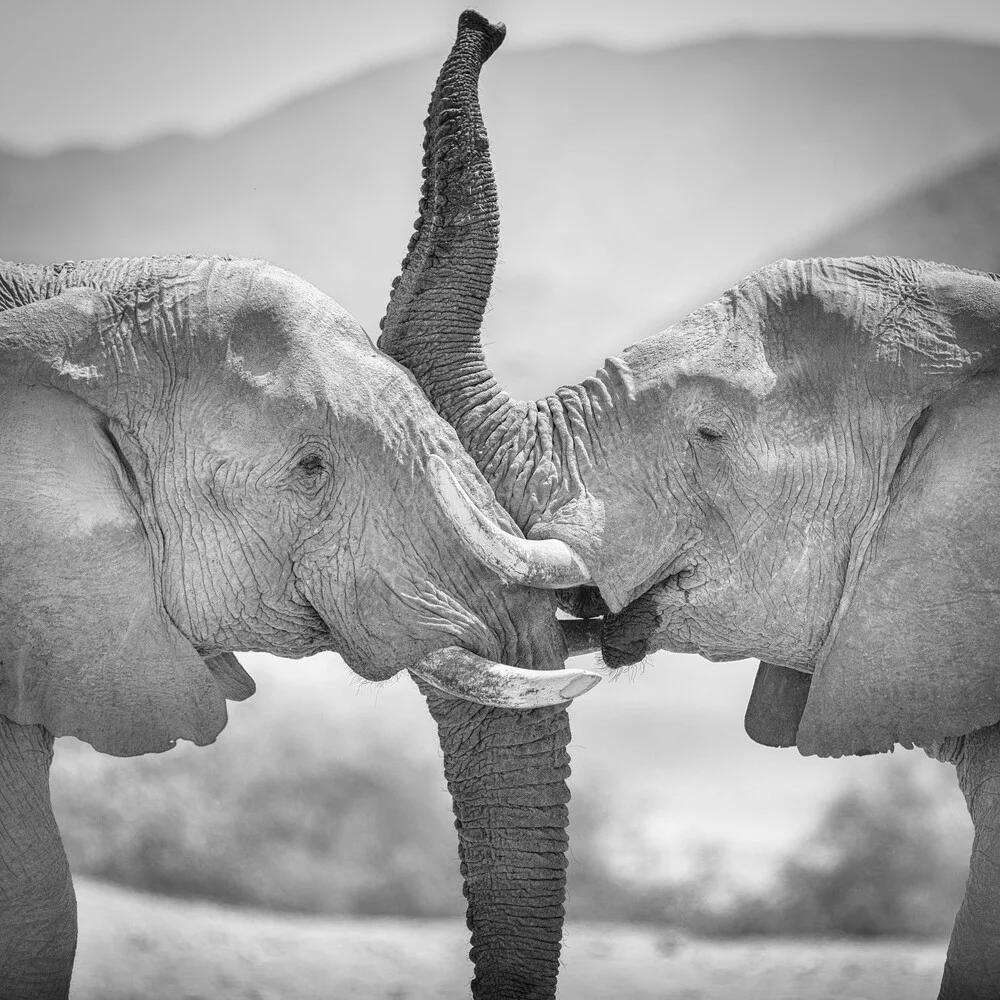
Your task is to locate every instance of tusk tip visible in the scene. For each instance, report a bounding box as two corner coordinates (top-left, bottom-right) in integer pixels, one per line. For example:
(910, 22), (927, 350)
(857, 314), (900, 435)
(559, 672), (602, 700)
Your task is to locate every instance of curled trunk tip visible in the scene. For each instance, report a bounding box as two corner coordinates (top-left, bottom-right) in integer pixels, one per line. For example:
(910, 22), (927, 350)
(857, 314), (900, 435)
(458, 10), (507, 59)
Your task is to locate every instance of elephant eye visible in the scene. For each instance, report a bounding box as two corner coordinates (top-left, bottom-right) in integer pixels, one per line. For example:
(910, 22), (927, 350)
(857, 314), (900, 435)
(297, 453), (326, 476)
(696, 425), (724, 442)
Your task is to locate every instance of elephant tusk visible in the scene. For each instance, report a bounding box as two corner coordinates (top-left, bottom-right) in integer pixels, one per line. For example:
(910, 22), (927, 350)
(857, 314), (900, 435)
(429, 455), (592, 589)
(561, 618), (604, 657)
(408, 646), (602, 707)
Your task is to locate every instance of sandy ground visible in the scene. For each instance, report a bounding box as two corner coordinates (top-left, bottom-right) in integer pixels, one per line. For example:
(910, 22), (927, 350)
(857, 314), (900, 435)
(69, 878), (948, 1000)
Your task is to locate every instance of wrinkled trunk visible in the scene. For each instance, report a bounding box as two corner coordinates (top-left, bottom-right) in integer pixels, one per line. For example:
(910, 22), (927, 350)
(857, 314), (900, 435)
(383, 23), (587, 989)
(376, 10), (600, 548)
(379, 10), (517, 466)
(0, 718), (76, 1000)
(421, 684), (571, 999)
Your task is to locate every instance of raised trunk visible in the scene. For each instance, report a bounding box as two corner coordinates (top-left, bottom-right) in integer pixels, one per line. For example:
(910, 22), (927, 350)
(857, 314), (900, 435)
(378, 10), (516, 467)
(0, 718), (76, 1000)
(377, 12), (615, 549)
(381, 25), (599, 986)
(421, 685), (571, 999)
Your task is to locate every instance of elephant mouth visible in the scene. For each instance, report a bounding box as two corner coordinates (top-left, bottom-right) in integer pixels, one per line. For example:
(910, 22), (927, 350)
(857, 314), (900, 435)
(558, 575), (696, 669)
(555, 583), (659, 668)
(600, 589), (664, 668)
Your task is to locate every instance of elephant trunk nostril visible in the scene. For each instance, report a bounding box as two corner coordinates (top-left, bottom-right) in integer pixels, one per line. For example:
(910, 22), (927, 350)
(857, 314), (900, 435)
(601, 594), (661, 668)
(600, 631), (649, 669)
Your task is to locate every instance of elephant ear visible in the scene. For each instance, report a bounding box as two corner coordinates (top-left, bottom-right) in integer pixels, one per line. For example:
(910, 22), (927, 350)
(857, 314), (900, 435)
(744, 662), (811, 749)
(0, 289), (254, 757)
(794, 373), (1000, 757)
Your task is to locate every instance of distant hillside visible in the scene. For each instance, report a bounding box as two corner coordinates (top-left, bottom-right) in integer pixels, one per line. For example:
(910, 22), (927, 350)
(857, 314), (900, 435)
(799, 140), (1000, 271)
(5, 36), (1000, 397)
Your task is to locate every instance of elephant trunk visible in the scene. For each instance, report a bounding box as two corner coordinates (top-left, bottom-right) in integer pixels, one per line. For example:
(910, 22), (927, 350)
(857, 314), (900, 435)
(378, 10), (516, 467)
(421, 685), (571, 999)
(376, 11), (594, 549)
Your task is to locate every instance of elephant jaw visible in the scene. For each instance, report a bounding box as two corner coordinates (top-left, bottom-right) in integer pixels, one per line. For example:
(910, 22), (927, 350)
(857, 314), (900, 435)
(408, 645), (603, 708)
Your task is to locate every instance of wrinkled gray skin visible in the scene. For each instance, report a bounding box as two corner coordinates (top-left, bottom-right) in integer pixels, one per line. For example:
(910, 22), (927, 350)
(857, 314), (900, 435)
(0, 251), (577, 1000)
(381, 12), (1000, 997)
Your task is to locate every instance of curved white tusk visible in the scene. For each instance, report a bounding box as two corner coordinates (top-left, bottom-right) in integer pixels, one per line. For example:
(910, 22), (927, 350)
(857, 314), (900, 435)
(429, 455), (592, 589)
(409, 646), (602, 708)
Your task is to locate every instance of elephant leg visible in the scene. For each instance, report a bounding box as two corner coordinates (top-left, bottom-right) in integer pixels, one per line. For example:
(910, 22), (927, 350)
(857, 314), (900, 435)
(938, 723), (1000, 999)
(0, 717), (76, 1000)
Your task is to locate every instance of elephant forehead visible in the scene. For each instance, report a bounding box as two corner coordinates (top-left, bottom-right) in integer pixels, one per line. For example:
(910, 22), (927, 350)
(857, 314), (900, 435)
(622, 298), (776, 399)
(214, 264), (439, 418)
(209, 264), (495, 487)
(220, 263), (375, 376)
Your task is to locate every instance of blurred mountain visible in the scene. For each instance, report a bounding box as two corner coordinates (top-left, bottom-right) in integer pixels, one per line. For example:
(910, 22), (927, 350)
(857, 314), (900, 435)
(799, 140), (1000, 270)
(4, 36), (1000, 398)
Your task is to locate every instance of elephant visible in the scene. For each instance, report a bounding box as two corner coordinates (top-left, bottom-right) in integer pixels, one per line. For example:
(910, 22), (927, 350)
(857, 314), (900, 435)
(0, 189), (611, 1000)
(379, 10), (1000, 998)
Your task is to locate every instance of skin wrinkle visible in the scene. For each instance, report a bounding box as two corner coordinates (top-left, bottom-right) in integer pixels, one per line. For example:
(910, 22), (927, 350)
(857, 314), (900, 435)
(150, 436), (203, 642)
(188, 438), (241, 636)
(177, 440), (222, 643)
(428, 668), (569, 996)
(930, 728), (1000, 995)
(118, 429), (176, 631)
(508, 403), (549, 513)
(375, 499), (501, 656)
(1, 252), (570, 718)
(487, 379), (620, 542)
(400, 250), (995, 976)
(195, 462), (251, 622)
(379, 21), (998, 995)
(604, 271), (909, 666)
(0, 720), (75, 994)
(377, 16), (506, 458)
(305, 412), (534, 673)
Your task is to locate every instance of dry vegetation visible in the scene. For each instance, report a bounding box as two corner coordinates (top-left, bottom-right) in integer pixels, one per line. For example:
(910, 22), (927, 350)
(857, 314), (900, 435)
(70, 878), (949, 1000)
(50, 655), (972, 940)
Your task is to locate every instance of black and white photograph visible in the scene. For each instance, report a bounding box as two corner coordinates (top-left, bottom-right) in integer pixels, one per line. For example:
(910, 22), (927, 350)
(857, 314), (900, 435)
(3, 1), (1000, 997)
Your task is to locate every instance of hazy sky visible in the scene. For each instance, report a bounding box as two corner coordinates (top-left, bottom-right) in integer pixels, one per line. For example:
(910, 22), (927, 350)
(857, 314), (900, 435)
(6, 0), (1000, 152)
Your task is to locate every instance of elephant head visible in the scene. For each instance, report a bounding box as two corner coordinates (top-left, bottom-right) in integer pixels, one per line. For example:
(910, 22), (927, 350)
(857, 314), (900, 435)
(0, 248), (604, 994)
(0, 255), (604, 744)
(378, 13), (1000, 762)
(381, 11), (1000, 996)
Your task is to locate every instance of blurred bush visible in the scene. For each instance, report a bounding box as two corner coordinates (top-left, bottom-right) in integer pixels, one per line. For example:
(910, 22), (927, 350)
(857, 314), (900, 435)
(735, 755), (970, 937)
(51, 692), (464, 917)
(565, 754), (971, 937)
(51, 683), (971, 937)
